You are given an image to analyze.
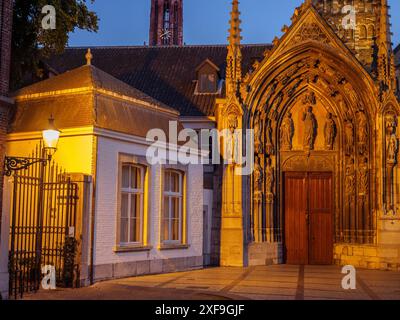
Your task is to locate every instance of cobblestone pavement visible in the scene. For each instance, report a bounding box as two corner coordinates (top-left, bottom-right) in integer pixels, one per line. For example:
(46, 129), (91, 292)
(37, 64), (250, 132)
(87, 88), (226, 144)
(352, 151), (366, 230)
(24, 265), (400, 300)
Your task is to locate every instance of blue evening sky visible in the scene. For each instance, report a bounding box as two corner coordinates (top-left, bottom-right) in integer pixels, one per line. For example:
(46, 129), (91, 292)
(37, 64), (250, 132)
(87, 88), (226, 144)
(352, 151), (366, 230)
(68, 0), (400, 47)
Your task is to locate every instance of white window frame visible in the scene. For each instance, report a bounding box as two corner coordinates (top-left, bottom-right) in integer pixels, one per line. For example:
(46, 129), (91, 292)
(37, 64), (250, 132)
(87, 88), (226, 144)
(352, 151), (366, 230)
(162, 170), (184, 244)
(119, 163), (145, 246)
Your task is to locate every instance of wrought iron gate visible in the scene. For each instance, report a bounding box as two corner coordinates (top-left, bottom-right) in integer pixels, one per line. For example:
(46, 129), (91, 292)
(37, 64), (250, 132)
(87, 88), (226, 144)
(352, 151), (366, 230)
(8, 145), (79, 299)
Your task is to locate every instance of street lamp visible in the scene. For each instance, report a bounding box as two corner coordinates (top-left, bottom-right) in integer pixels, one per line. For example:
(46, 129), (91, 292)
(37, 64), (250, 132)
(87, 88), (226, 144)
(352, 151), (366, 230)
(4, 116), (60, 176)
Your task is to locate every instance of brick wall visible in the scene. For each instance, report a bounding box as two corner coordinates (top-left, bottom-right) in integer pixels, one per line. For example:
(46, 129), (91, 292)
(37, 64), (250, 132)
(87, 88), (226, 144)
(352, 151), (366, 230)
(0, 0), (13, 252)
(92, 136), (203, 280)
(0, 0), (13, 95)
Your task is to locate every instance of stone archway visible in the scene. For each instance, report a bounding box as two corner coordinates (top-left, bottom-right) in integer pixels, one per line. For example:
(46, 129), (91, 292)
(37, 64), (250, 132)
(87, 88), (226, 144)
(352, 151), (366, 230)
(246, 45), (379, 264)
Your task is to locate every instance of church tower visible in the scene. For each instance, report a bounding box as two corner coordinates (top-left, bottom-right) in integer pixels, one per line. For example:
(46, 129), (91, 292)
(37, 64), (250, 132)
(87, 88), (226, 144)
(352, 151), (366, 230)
(149, 0), (183, 46)
(312, 0), (394, 75)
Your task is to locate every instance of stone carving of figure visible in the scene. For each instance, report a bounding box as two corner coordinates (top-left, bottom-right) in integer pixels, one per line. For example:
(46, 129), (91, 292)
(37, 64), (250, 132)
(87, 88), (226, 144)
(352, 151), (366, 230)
(357, 111), (368, 155)
(358, 158), (369, 196)
(280, 112), (294, 151)
(345, 164), (356, 197)
(271, 92), (284, 120)
(226, 114), (239, 163)
(265, 157), (274, 195)
(265, 118), (275, 155)
(345, 120), (354, 156)
(265, 81), (278, 106)
(228, 113), (238, 133)
(386, 118), (398, 165)
(302, 106), (317, 151)
(387, 135), (398, 165)
(254, 156), (263, 192)
(324, 112), (336, 150)
(253, 116), (263, 155)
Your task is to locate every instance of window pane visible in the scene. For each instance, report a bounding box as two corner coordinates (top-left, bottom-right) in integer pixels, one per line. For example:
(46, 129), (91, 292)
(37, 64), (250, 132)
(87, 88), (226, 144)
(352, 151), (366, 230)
(172, 218), (180, 241)
(120, 193), (129, 243)
(131, 166), (142, 189)
(130, 218), (140, 243)
(130, 194), (140, 219)
(121, 194), (129, 218)
(163, 196), (170, 219)
(162, 218), (170, 241)
(170, 172), (180, 193)
(164, 172), (170, 192)
(171, 197), (180, 220)
(122, 165), (130, 189)
(120, 218), (128, 243)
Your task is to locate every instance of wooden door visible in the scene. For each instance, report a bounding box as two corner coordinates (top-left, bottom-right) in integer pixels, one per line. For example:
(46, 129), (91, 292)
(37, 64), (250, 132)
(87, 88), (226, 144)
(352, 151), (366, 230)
(284, 172), (333, 265)
(308, 173), (333, 264)
(284, 173), (308, 264)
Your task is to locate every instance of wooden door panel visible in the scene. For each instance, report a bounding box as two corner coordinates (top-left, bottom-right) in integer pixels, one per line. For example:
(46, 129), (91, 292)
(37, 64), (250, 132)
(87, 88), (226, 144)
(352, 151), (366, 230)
(284, 173), (308, 265)
(308, 173), (333, 265)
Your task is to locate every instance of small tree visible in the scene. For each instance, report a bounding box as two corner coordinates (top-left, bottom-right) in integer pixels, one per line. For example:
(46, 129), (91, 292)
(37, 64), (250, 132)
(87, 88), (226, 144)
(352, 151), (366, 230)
(11, 0), (99, 89)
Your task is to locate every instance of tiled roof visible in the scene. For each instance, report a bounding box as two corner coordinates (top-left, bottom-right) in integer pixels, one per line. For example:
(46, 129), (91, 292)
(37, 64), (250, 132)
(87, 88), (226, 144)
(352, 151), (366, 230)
(11, 64), (182, 138)
(13, 64), (176, 113)
(45, 44), (272, 116)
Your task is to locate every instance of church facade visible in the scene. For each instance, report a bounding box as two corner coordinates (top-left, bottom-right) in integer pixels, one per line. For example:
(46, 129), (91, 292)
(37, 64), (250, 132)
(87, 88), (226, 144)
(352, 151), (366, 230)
(1, 0), (400, 299)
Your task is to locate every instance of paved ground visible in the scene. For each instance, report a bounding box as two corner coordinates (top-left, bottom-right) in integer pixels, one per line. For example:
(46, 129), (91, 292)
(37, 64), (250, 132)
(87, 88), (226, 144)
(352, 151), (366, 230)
(24, 265), (400, 300)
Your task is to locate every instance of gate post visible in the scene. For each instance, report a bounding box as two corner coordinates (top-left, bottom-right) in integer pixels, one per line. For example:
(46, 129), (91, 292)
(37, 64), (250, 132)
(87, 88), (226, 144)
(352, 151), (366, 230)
(0, 175), (12, 299)
(65, 173), (92, 287)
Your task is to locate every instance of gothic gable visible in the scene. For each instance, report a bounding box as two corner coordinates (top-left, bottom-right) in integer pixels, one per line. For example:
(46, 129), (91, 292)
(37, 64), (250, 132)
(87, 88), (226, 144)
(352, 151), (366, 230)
(269, 6), (354, 62)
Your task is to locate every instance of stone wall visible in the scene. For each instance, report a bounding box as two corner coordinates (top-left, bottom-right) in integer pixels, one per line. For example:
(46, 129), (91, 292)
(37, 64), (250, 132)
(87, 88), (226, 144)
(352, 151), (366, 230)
(248, 242), (283, 266)
(334, 244), (400, 271)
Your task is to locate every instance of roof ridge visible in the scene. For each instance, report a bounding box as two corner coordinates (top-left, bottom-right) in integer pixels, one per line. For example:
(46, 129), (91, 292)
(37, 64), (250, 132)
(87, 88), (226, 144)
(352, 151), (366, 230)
(65, 43), (272, 50)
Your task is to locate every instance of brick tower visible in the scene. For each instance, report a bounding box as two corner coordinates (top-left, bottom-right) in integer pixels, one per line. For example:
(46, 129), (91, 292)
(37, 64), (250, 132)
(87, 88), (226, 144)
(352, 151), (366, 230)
(312, 0), (393, 72)
(149, 0), (183, 46)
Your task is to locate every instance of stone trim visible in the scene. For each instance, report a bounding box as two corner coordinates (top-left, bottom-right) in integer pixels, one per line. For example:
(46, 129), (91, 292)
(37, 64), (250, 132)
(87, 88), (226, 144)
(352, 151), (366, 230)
(159, 244), (190, 251)
(92, 256), (203, 282)
(113, 245), (153, 253)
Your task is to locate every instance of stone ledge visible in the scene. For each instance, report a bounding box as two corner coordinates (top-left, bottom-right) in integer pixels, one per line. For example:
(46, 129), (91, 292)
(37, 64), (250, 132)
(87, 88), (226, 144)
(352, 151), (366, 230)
(93, 256), (203, 283)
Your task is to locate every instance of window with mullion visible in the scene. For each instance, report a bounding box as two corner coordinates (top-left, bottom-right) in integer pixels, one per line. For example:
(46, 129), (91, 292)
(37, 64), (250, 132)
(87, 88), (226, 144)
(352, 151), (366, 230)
(120, 164), (144, 245)
(162, 170), (183, 243)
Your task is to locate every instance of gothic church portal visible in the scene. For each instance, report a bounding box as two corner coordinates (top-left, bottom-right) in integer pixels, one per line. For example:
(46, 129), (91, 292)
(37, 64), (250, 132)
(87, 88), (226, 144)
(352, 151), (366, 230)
(217, 0), (400, 269)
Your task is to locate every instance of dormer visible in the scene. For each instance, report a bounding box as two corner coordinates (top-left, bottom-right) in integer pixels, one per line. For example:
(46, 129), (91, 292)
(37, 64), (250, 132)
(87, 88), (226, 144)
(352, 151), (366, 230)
(195, 59), (221, 94)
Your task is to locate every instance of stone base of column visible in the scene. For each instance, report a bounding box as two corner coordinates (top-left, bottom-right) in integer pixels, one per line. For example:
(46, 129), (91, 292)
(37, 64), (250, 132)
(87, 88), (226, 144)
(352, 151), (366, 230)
(220, 216), (244, 267)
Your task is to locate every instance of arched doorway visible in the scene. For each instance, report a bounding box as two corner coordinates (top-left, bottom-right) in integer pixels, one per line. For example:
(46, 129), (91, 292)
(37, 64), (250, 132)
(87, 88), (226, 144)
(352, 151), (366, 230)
(246, 45), (377, 265)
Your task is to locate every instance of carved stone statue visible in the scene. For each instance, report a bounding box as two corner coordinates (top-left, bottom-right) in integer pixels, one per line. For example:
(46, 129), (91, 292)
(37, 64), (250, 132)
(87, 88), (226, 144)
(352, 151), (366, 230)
(265, 157), (274, 195)
(280, 112), (294, 151)
(387, 134), (398, 165)
(357, 111), (368, 155)
(345, 164), (356, 197)
(386, 118), (398, 165)
(271, 92), (284, 120)
(265, 118), (274, 155)
(358, 158), (369, 196)
(253, 116), (263, 155)
(302, 106), (317, 151)
(227, 113), (238, 133)
(324, 112), (336, 150)
(345, 120), (354, 156)
(226, 113), (239, 163)
(254, 156), (263, 192)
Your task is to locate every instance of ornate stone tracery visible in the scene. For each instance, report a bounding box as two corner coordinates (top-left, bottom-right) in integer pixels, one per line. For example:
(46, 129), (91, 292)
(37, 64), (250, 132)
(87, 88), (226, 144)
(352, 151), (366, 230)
(245, 43), (376, 245)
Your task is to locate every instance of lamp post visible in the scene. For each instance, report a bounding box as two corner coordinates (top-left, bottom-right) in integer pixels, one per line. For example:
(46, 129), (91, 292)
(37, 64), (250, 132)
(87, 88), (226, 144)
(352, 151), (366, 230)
(4, 116), (60, 176)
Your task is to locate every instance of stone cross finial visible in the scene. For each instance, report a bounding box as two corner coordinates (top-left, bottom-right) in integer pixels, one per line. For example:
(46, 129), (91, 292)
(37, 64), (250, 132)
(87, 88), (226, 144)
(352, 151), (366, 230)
(85, 48), (93, 66)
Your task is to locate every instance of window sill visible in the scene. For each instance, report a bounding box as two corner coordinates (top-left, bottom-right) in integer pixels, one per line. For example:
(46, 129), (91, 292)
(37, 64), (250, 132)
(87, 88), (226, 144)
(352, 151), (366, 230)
(159, 243), (190, 251)
(113, 245), (153, 253)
